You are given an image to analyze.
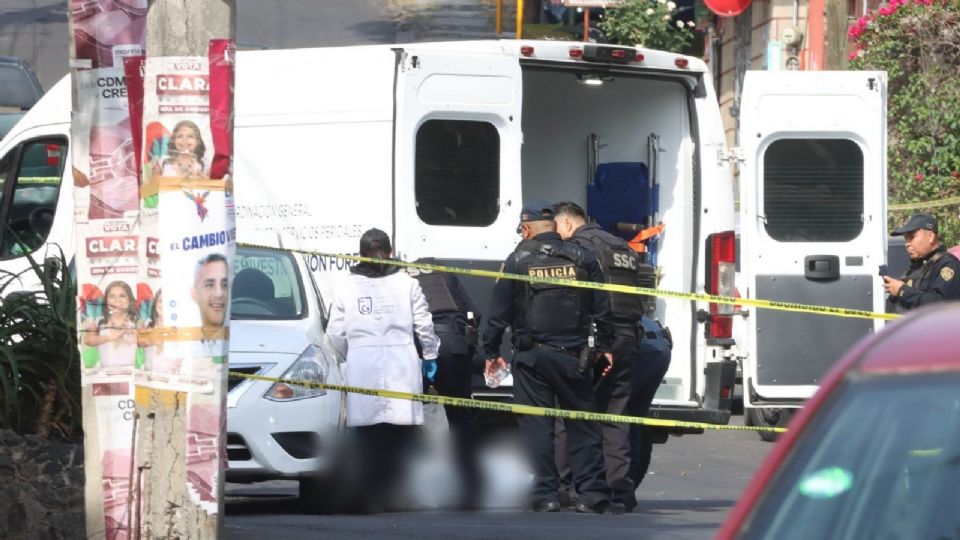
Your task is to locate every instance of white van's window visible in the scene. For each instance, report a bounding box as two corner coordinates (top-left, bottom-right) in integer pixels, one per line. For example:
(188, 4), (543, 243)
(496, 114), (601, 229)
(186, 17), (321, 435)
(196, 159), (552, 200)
(0, 139), (66, 260)
(415, 119), (500, 227)
(232, 247), (306, 320)
(763, 139), (864, 242)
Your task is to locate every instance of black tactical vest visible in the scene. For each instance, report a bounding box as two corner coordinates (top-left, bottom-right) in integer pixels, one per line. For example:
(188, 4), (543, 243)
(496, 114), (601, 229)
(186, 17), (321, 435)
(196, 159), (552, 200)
(406, 267), (463, 315)
(574, 226), (649, 322)
(513, 239), (591, 341)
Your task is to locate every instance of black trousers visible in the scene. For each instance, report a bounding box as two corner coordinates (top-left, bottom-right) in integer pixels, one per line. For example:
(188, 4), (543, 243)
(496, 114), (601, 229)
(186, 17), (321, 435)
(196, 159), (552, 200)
(514, 345), (611, 507)
(556, 332), (638, 506)
(627, 319), (672, 484)
(431, 330), (482, 502)
(354, 423), (420, 508)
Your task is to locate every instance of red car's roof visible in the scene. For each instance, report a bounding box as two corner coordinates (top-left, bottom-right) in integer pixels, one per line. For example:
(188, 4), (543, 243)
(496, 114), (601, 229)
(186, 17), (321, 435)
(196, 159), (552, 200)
(857, 302), (960, 374)
(717, 302), (960, 540)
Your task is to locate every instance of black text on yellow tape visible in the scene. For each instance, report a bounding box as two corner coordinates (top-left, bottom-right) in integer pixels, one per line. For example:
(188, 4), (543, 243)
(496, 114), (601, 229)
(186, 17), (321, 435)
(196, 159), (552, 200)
(230, 371), (787, 434)
(238, 242), (898, 322)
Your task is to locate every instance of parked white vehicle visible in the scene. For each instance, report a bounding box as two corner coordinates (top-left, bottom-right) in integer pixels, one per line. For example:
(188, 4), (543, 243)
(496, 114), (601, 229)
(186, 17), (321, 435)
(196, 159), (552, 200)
(737, 71), (888, 432)
(224, 244), (345, 511)
(11, 40), (888, 443)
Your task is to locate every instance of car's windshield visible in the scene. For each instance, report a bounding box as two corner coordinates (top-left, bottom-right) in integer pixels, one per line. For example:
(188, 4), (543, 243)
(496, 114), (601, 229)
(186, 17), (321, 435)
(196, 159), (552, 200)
(231, 247), (306, 320)
(739, 373), (960, 540)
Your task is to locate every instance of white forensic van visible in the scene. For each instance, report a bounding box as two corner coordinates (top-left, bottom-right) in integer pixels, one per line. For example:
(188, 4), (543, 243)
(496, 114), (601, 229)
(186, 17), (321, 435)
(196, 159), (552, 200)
(737, 71), (888, 436)
(5, 40), (849, 443)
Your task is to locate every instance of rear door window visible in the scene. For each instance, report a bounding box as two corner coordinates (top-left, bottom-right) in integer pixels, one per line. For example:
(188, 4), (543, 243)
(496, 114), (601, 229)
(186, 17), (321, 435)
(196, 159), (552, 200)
(763, 139), (864, 242)
(0, 138), (66, 260)
(414, 119), (500, 227)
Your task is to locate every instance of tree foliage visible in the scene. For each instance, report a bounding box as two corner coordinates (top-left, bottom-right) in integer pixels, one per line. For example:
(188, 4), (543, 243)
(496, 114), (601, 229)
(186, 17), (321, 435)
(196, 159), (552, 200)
(849, 0), (960, 245)
(598, 0), (695, 51)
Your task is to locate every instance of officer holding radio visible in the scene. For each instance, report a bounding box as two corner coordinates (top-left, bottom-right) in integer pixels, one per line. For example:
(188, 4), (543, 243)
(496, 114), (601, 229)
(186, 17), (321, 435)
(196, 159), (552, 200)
(552, 201), (670, 512)
(409, 258), (484, 509)
(883, 213), (960, 312)
(481, 201), (623, 514)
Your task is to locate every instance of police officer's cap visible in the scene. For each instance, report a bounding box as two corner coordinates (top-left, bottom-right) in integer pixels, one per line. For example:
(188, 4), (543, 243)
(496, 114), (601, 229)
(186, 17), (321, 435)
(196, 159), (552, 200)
(892, 213), (938, 236)
(519, 200), (555, 223)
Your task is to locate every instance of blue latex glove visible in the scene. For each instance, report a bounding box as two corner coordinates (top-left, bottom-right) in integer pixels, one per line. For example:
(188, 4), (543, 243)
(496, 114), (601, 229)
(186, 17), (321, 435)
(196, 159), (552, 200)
(421, 359), (438, 382)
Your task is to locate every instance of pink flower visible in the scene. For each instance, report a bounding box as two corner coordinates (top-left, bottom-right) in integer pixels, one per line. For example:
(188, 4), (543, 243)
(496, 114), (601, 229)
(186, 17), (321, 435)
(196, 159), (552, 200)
(848, 49), (861, 61)
(915, 173), (924, 183)
(878, 6), (893, 15)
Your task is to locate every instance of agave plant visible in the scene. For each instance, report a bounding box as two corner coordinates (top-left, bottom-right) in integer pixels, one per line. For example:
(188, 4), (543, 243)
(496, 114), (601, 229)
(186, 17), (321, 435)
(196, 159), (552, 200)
(0, 245), (82, 440)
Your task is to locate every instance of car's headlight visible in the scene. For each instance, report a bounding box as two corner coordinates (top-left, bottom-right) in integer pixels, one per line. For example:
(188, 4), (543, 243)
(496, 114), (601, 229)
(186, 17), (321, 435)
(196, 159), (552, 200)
(265, 345), (330, 401)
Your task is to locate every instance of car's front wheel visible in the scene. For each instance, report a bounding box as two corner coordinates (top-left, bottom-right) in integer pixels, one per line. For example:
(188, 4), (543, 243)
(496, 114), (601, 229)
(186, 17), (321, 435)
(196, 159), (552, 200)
(746, 407), (794, 443)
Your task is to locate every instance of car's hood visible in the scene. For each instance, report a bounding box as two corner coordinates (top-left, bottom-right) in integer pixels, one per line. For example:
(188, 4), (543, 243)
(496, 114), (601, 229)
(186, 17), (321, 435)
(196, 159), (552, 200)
(229, 319), (315, 355)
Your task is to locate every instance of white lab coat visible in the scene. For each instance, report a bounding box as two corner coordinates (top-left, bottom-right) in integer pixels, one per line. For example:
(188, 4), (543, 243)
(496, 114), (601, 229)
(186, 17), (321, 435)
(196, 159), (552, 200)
(327, 268), (440, 427)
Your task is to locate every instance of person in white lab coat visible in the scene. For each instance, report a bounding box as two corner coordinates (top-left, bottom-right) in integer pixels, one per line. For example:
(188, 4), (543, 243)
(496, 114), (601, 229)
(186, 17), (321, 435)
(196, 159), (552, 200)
(326, 228), (440, 513)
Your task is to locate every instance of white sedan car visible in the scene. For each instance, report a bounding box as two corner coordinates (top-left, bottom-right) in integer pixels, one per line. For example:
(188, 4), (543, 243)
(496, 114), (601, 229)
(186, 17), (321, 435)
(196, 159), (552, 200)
(225, 245), (345, 512)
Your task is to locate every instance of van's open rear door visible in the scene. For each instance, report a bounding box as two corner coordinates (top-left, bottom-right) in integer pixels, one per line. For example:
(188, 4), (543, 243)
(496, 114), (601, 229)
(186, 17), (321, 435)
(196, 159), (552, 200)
(739, 71), (887, 407)
(391, 48), (523, 262)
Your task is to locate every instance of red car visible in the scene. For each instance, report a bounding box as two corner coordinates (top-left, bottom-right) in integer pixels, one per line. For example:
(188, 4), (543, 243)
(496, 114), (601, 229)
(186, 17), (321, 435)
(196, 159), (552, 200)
(718, 302), (960, 540)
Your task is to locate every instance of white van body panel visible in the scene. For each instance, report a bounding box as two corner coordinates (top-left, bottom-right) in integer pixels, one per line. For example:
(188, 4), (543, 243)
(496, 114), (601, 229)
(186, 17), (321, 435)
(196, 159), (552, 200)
(739, 71), (887, 406)
(0, 41), (741, 424)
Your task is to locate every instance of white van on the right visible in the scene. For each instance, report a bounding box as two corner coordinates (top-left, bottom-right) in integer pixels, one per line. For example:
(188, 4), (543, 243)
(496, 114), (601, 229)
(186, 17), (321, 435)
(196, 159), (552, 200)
(738, 71), (888, 434)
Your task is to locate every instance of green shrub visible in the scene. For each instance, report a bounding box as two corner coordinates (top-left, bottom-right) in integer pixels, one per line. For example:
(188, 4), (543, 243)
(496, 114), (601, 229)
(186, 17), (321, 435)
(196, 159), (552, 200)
(0, 246), (82, 440)
(598, 0), (695, 51)
(848, 0), (960, 245)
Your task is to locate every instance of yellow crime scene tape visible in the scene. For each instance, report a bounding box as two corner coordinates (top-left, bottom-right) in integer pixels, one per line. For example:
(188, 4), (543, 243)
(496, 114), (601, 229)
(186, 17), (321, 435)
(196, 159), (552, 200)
(238, 242), (899, 322)
(889, 196), (960, 211)
(228, 371), (787, 434)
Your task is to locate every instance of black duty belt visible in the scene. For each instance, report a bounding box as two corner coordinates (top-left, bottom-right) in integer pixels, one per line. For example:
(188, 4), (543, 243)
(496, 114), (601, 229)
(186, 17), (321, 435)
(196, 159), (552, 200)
(613, 322), (640, 340)
(434, 323), (466, 335)
(532, 342), (582, 358)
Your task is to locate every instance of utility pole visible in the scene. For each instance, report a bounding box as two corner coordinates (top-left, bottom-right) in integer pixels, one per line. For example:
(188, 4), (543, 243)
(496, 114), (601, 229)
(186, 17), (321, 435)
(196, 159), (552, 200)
(134, 1), (235, 538)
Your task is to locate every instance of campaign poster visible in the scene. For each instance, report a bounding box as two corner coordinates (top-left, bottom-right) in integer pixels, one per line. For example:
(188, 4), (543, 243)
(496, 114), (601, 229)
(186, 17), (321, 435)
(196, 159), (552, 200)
(69, 1), (147, 539)
(137, 52), (235, 513)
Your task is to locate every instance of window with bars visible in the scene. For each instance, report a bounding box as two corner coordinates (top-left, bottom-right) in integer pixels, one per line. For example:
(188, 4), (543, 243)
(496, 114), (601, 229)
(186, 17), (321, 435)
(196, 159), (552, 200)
(762, 139), (864, 243)
(414, 119), (500, 227)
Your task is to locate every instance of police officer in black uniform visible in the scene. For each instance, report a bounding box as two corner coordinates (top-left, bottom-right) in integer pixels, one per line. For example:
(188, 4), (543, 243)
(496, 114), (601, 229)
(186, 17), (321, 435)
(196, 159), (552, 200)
(409, 259), (484, 509)
(883, 213), (960, 311)
(481, 201), (623, 514)
(552, 201), (670, 511)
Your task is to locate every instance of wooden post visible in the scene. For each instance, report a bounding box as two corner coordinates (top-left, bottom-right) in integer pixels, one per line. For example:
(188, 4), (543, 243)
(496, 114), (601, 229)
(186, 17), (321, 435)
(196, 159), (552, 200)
(825, 0), (850, 69)
(134, 1), (235, 538)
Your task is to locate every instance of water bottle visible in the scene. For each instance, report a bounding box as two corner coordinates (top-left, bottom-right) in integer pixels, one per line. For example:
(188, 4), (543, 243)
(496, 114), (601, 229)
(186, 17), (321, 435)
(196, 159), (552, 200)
(485, 362), (510, 389)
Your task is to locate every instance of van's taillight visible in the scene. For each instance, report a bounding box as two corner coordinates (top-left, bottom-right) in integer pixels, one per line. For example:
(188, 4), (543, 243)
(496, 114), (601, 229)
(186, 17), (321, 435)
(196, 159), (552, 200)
(675, 57), (689, 69)
(46, 144), (62, 166)
(520, 45), (535, 57)
(635, 53), (645, 62)
(706, 231), (736, 339)
(611, 49), (626, 59)
(569, 47), (583, 59)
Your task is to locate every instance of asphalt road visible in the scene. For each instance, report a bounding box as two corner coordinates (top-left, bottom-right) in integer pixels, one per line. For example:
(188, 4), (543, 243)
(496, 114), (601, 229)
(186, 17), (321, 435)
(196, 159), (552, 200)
(223, 408), (772, 540)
